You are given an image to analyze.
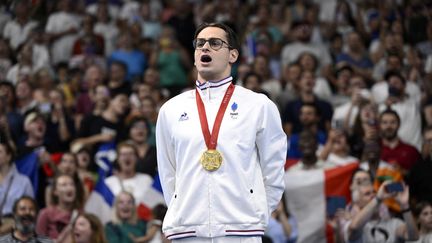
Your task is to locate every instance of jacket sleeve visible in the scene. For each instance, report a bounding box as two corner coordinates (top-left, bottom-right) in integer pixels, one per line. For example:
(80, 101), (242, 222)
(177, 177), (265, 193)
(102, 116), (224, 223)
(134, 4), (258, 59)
(156, 105), (177, 206)
(255, 97), (287, 213)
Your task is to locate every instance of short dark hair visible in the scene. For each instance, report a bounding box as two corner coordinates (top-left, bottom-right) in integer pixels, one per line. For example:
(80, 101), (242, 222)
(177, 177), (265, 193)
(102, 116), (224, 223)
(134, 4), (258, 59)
(379, 109), (401, 126)
(13, 196), (38, 214)
(194, 22), (240, 51)
(384, 70), (405, 85)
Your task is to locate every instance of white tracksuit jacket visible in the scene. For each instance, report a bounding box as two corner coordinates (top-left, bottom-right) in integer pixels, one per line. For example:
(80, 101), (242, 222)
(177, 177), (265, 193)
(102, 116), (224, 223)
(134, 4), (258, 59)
(156, 77), (287, 240)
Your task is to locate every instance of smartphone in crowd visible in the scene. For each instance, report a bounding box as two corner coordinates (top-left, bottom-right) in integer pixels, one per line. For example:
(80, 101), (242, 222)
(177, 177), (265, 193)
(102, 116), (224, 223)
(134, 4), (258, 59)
(385, 182), (404, 193)
(326, 196), (346, 217)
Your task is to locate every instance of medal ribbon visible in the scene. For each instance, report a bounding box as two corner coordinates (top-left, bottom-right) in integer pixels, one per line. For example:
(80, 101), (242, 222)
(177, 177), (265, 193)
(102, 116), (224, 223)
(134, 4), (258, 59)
(196, 83), (235, 150)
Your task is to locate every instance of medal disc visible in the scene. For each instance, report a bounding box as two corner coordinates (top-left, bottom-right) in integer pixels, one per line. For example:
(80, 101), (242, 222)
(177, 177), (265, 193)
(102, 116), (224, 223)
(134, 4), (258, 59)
(200, 149), (222, 171)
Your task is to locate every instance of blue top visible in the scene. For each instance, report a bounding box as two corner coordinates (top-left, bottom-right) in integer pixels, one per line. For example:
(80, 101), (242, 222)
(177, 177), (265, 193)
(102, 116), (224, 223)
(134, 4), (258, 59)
(109, 49), (147, 81)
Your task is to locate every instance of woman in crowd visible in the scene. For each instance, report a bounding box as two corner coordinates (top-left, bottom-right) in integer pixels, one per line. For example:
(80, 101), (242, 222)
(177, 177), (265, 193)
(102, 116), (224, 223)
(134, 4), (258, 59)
(126, 116), (157, 177)
(409, 201), (432, 243)
(36, 173), (81, 241)
(72, 212), (107, 243)
(105, 191), (147, 243)
(45, 152), (85, 207)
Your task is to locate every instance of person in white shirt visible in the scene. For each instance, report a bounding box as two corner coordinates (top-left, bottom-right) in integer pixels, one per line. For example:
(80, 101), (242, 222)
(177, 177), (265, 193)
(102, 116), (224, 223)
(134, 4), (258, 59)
(156, 22), (287, 242)
(2, 0), (38, 50)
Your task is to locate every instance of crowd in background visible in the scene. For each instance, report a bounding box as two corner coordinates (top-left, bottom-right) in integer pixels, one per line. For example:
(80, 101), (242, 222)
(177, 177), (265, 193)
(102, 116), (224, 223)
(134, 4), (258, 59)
(1, 0), (432, 242)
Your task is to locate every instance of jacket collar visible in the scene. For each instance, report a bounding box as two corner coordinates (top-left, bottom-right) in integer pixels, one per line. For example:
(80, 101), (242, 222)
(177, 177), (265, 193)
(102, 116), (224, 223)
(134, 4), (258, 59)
(195, 76), (233, 101)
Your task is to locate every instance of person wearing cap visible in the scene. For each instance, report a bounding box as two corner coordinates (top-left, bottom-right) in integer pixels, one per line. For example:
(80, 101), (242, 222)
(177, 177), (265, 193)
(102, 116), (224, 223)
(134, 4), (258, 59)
(156, 22), (287, 242)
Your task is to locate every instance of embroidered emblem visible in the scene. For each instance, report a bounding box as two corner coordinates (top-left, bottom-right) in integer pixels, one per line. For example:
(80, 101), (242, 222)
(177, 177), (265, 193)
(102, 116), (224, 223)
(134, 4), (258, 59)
(179, 112), (189, 121)
(230, 102), (238, 119)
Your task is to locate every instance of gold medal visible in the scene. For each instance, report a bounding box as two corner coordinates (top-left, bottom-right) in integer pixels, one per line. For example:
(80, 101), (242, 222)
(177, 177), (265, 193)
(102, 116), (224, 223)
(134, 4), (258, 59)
(200, 149), (223, 171)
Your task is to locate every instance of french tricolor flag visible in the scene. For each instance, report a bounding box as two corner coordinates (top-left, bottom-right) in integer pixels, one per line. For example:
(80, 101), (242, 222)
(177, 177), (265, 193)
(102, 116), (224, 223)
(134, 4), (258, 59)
(85, 168), (115, 224)
(284, 162), (358, 243)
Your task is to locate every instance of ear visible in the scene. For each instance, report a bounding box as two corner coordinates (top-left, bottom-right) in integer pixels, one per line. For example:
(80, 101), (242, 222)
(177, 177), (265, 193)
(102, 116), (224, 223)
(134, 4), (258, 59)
(229, 49), (239, 64)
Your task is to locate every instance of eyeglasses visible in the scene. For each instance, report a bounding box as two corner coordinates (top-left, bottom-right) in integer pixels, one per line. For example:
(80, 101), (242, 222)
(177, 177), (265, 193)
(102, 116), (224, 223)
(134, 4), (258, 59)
(193, 38), (232, 50)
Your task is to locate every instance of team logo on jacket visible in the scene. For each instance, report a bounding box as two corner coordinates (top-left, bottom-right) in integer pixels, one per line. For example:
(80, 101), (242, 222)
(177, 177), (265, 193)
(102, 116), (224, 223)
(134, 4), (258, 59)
(230, 102), (238, 119)
(179, 112), (189, 121)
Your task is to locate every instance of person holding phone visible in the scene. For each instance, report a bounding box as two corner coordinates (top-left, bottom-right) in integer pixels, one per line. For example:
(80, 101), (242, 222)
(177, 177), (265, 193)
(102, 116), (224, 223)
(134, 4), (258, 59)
(345, 180), (419, 243)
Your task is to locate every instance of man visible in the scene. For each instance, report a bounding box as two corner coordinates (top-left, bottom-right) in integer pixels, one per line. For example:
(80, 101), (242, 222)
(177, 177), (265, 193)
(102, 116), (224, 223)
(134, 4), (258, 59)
(378, 109), (420, 174)
(282, 70), (333, 136)
(288, 130), (327, 171)
(156, 22), (287, 242)
(287, 103), (326, 161)
(0, 196), (52, 243)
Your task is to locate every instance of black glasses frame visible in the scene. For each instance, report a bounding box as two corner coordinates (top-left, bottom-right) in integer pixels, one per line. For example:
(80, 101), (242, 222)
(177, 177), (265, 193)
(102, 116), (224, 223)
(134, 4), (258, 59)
(193, 38), (232, 50)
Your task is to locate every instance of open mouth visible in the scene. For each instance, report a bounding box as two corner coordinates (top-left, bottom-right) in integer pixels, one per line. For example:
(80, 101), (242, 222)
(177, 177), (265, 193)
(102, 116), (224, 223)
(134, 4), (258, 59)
(201, 55), (212, 63)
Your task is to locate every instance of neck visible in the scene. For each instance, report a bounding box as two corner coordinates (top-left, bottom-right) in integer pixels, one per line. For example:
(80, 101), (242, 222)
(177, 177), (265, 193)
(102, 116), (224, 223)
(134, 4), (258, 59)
(0, 164), (11, 182)
(120, 170), (135, 179)
(14, 230), (34, 242)
(102, 109), (118, 123)
(26, 136), (43, 147)
(382, 137), (399, 149)
(302, 157), (317, 169)
(58, 201), (73, 212)
(301, 92), (314, 102)
(420, 227), (432, 235)
(197, 73), (231, 85)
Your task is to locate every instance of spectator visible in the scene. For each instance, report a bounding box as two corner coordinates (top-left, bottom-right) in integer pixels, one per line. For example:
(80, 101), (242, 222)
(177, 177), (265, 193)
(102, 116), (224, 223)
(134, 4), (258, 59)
(408, 126), (432, 204)
(73, 92), (129, 155)
(93, 2), (119, 57)
(105, 191), (147, 243)
(15, 79), (37, 115)
(130, 204), (168, 243)
(72, 14), (105, 56)
(2, 0), (38, 50)
(287, 103), (326, 161)
(336, 31), (373, 80)
(378, 71), (422, 150)
(165, 0), (196, 55)
(0, 38), (12, 81)
(276, 62), (302, 113)
(44, 152), (85, 209)
(109, 32), (147, 81)
(6, 41), (34, 85)
(73, 146), (96, 193)
(72, 213), (107, 243)
(0, 196), (52, 242)
(45, 88), (75, 153)
(242, 71), (269, 97)
(107, 60), (131, 96)
(282, 70), (333, 136)
(332, 74), (370, 133)
(379, 109), (421, 174)
(149, 25), (191, 96)
(288, 130), (327, 171)
(281, 20), (332, 72)
(265, 200), (298, 243)
(44, 0), (81, 65)
(0, 137), (34, 228)
(296, 51), (332, 102)
(348, 101), (379, 158)
(345, 181), (419, 243)
(319, 129), (359, 167)
(0, 80), (23, 144)
(36, 173), (81, 241)
(74, 64), (105, 127)
(105, 143), (153, 220)
(137, 96), (157, 146)
(330, 64), (354, 107)
(125, 116), (157, 177)
(408, 201), (432, 243)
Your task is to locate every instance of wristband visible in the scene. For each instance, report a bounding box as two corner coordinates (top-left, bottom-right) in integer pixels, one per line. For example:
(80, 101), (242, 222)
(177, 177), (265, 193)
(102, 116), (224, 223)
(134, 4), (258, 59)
(400, 207), (411, 214)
